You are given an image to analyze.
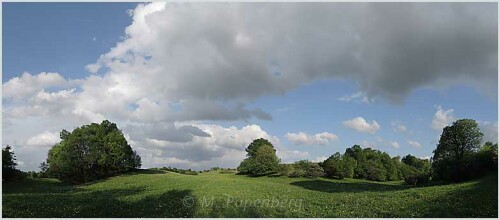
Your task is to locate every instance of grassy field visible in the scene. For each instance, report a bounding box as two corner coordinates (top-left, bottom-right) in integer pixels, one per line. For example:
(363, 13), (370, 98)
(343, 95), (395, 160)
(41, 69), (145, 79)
(2, 170), (497, 218)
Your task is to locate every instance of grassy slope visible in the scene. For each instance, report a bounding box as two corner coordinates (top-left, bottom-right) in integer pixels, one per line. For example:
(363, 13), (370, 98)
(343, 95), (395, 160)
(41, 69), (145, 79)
(2, 170), (497, 218)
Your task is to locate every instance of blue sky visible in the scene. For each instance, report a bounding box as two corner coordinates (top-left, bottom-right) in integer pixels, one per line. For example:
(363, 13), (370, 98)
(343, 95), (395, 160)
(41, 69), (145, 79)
(2, 3), (498, 171)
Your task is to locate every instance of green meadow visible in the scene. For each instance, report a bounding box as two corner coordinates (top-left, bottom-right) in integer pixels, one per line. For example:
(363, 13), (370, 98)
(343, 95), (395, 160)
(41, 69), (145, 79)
(3, 170), (497, 218)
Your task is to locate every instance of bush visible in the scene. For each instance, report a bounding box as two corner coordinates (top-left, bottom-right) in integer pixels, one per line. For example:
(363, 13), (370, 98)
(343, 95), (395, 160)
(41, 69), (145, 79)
(278, 164), (294, 176)
(290, 160), (324, 178)
(404, 172), (431, 186)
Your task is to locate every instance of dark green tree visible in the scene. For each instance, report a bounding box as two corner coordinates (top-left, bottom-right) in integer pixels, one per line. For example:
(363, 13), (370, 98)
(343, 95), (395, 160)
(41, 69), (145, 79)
(321, 153), (356, 179)
(45, 120), (141, 183)
(2, 145), (19, 182)
(237, 138), (280, 176)
(432, 119), (483, 182)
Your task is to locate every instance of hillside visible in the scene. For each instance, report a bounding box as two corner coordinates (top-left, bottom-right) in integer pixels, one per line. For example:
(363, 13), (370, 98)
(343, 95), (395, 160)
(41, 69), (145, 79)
(2, 170), (497, 218)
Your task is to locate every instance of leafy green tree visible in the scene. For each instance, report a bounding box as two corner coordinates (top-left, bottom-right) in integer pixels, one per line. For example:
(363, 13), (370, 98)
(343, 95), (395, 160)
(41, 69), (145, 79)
(237, 138), (280, 176)
(245, 138), (274, 158)
(45, 120), (141, 183)
(401, 154), (431, 173)
(344, 145), (367, 178)
(432, 119), (483, 182)
(362, 159), (387, 181)
(321, 153), (356, 179)
(380, 152), (399, 181)
(474, 142), (498, 173)
(2, 145), (19, 182)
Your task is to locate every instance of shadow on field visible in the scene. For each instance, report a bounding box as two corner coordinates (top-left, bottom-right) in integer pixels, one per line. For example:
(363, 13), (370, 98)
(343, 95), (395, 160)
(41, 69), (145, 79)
(3, 179), (196, 218)
(411, 174), (498, 218)
(122, 169), (167, 175)
(290, 179), (411, 193)
(2, 178), (76, 194)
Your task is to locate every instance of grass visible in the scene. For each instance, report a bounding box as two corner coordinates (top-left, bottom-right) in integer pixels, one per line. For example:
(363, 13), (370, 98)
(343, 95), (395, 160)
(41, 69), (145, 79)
(2, 170), (497, 217)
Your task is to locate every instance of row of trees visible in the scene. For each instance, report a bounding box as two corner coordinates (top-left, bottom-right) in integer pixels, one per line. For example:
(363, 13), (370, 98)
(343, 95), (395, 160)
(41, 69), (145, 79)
(237, 119), (497, 185)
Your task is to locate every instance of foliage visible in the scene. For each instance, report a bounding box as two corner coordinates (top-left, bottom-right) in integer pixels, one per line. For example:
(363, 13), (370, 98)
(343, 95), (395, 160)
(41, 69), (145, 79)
(474, 142), (498, 172)
(404, 172), (431, 186)
(237, 139), (280, 176)
(290, 160), (324, 178)
(2, 145), (25, 182)
(2, 170), (497, 217)
(321, 153), (356, 179)
(432, 119), (483, 182)
(45, 120), (141, 183)
(402, 154), (431, 173)
(157, 167), (198, 175)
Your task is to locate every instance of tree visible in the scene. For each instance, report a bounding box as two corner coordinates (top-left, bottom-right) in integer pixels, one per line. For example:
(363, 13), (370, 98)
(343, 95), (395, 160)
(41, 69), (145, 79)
(344, 145), (367, 178)
(45, 120), (141, 183)
(246, 138), (274, 158)
(237, 138), (280, 176)
(3, 145), (19, 182)
(321, 153), (356, 179)
(432, 119), (483, 182)
(362, 159), (387, 181)
(474, 142), (498, 174)
(401, 154), (431, 174)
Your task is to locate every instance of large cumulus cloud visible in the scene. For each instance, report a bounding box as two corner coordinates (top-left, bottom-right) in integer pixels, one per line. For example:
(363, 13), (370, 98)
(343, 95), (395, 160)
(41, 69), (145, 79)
(3, 2), (497, 170)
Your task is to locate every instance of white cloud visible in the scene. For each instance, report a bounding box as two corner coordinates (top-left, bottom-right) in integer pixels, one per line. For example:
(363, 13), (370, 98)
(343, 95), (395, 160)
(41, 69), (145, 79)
(390, 141), (400, 149)
(478, 121), (498, 143)
(285, 131), (338, 146)
(338, 92), (374, 104)
(431, 106), (455, 131)
(343, 117), (380, 134)
(312, 156), (328, 163)
(26, 131), (60, 147)
(408, 140), (422, 148)
(391, 121), (407, 133)
(3, 72), (76, 100)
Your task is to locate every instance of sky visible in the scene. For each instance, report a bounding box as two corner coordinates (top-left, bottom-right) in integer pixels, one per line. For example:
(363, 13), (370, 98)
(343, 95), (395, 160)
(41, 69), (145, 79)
(2, 2), (498, 171)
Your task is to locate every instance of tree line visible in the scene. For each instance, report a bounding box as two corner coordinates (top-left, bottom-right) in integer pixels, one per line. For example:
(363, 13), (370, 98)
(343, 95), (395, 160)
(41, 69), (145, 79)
(237, 119), (497, 185)
(2, 118), (497, 185)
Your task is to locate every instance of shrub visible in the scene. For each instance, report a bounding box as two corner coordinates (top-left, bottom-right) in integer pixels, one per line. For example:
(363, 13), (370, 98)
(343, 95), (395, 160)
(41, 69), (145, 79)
(404, 172), (431, 186)
(290, 160), (324, 178)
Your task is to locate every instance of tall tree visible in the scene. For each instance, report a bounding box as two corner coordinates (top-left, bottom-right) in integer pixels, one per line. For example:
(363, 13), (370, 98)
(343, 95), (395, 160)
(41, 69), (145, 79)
(238, 138), (280, 176)
(432, 119), (483, 182)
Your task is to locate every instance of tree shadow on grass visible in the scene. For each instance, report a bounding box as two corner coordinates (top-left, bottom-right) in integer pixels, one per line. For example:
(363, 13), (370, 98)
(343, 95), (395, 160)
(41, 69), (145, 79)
(3, 178), (76, 194)
(122, 169), (167, 175)
(3, 181), (196, 218)
(290, 179), (411, 193)
(412, 174), (498, 218)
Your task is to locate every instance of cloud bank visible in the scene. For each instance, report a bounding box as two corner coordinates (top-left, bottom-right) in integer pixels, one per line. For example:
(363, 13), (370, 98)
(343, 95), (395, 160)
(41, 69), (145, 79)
(3, 2), (497, 170)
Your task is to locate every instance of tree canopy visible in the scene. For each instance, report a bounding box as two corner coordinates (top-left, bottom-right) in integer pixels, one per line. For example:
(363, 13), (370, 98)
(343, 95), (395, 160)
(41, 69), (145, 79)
(45, 120), (141, 183)
(2, 145), (20, 182)
(238, 138), (280, 176)
(432, 119), (484, 182)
